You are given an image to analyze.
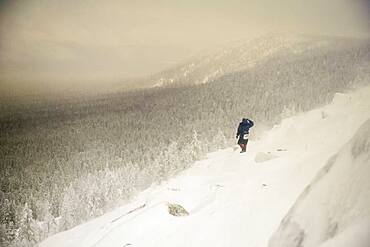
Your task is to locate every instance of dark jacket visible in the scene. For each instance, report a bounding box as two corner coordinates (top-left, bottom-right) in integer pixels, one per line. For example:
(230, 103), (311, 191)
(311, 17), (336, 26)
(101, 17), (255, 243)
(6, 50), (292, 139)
(237, 118), (254, 144)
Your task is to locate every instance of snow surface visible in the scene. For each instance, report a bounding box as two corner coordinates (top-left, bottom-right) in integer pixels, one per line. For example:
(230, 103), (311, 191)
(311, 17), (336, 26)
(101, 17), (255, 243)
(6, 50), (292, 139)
(40, 85), (370, 247)
(269, 119), (370, 247)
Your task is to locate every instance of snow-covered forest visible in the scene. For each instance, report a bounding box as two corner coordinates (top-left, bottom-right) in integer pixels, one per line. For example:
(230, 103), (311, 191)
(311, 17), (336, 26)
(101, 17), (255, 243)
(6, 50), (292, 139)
(0, 34), (369, 246)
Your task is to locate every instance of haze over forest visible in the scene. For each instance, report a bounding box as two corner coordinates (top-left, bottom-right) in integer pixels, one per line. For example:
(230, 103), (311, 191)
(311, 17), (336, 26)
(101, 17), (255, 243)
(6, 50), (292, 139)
(0, 0), (369, 97)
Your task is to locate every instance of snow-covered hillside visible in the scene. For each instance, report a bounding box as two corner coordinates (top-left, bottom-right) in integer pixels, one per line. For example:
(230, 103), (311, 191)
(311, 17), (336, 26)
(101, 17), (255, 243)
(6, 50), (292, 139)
(269, 122), (370, 247)
(40, 85), (370, 247)
(148, 33), (358, 87)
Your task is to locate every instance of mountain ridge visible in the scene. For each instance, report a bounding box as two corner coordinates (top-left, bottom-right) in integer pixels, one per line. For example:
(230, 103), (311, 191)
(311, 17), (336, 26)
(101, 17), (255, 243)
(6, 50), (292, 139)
(141, 33), (369, 88)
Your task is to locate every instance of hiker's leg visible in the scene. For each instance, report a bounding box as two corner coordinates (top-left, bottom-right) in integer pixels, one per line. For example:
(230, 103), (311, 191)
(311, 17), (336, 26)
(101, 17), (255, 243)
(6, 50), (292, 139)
(239, 144), (243, 151)
(244, 140), (249, 151)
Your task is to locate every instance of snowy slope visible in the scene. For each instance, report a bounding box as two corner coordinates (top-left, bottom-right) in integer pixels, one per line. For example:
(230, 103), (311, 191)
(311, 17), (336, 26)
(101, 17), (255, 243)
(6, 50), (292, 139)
(269, 120), (370, 247)
(40, 85), (370, 247)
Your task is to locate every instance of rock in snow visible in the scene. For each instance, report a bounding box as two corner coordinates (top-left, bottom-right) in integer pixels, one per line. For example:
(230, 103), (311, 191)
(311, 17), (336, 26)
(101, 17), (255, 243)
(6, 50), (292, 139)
(167, 203), (189, 217)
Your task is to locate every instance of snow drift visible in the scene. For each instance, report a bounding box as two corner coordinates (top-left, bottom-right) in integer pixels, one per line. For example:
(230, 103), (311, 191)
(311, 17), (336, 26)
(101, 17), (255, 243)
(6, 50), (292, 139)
(269, 119), (370, 247)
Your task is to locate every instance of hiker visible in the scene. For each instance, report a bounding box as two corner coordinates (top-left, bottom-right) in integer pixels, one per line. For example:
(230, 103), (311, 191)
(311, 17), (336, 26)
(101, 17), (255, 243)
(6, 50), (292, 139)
(236, 118), (254, 153)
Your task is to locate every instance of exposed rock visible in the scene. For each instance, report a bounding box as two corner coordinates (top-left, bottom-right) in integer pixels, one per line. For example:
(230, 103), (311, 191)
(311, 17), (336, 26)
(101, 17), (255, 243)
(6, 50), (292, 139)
(167, 203), (189, 217)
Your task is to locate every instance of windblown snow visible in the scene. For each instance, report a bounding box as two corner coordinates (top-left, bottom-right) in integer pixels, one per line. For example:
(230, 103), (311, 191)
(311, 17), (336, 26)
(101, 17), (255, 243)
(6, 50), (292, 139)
(40, 85), (370, 247)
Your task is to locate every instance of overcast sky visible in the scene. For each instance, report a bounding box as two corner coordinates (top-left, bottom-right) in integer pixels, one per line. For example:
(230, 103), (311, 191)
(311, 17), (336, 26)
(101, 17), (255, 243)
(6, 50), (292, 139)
(0, 0), (369, 96)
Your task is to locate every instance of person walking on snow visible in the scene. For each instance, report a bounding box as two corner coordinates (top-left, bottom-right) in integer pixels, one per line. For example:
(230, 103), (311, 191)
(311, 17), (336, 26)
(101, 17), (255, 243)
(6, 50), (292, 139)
(236, 118), (254, 153)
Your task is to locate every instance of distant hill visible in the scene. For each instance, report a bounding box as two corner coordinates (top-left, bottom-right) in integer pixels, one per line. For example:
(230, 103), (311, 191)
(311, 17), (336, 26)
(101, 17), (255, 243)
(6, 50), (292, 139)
(143, 33), (369, 88)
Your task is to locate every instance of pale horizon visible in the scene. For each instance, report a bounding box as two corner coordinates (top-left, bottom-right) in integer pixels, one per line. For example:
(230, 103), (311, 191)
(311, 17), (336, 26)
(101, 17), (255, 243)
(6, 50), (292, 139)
(0, 0), (369, 97)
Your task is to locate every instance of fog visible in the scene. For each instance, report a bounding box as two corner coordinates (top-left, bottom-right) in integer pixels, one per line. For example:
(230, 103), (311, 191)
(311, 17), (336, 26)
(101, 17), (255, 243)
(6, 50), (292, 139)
(0, 0), (369, 97)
